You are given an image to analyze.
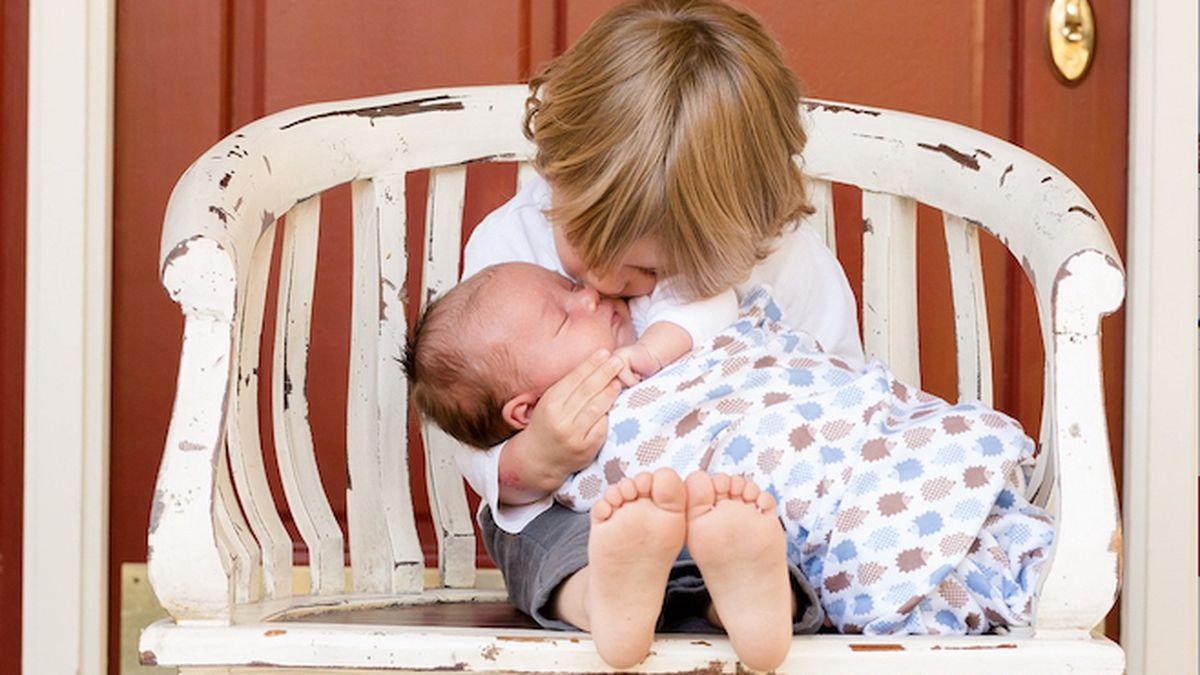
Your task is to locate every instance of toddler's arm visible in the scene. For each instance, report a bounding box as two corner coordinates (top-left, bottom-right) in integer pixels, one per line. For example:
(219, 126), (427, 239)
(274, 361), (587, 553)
(615, 281), (740, 384)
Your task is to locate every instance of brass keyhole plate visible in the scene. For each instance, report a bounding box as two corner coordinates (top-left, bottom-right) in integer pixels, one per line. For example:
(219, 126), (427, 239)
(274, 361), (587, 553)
(1047, 0), (1096, 84)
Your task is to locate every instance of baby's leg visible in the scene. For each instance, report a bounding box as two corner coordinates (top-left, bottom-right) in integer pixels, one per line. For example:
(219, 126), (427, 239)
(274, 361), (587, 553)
(556, 469), (687, 669)
(686, 472), (792, 672)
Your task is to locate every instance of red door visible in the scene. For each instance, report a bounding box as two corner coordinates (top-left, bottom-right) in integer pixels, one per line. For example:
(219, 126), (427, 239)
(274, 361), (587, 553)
(106, 2), (1129, 672)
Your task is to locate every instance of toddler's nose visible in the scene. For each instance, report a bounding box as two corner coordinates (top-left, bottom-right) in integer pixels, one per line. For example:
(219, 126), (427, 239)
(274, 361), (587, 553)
(567, 286), (600, 314)
(584, 271), (625, 296)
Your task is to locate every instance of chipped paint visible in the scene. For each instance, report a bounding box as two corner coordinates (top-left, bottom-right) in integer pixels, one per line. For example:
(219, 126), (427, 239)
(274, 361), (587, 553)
(917, 142), (981, 171)
(1041, 176), (1053, 183)
(282, 371), (293, 410)
(264, 628), (287, 637)
(1020, 255), (1037, 289)
(261, 210), (277, 234)
(1109, 526), (1124, 581)
(209, 205), (230, 223)
(219, 172), (233, 189)
(804, 101), (882, 116)
(690, 639), (713, 646)
(148, 488), (166, 534)
(1069, 423), (1082, 438)
(848, 643), (905, 651)
(863, 217), (874, 234)
(930, 643), (1017, 650)
(999, 164), (1014, 186)
(480, 643), (500, 661)
(178, 440), (206, 452)
(263, 155), (273, 174)
(279, 95), (465, 130)
(138, 650), (158, 666)
(975, 148), (993, 159)
(1068, 205), (1097, 220)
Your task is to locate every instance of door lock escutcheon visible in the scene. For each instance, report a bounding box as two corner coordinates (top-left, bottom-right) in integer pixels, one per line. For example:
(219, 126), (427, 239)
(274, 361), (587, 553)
(1047, 0), (1096, 84)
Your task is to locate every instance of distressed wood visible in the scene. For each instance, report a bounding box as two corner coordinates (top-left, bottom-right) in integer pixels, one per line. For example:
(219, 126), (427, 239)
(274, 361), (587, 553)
(861, 191), (920, 386)
(214, 442), (261, 603)
(806, 177), (836, 254)
(227, 225), (293, 600)
(943, 213), (994, 405)
(517, 161), (539, 191)
(347, 177), (425, 595)
(272, 197), (345, 596)
(146, 89), (1125, 672)
(143, 621), (1124, 674)
(420, 166), (478, 589)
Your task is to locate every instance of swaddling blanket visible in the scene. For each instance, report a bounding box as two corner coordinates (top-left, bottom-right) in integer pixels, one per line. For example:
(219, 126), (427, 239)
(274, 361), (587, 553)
(556, 288), (1053, 634)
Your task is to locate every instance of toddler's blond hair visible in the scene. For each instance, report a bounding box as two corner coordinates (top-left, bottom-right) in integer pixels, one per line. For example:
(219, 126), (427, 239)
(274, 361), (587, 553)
(525, 0), (814, 298)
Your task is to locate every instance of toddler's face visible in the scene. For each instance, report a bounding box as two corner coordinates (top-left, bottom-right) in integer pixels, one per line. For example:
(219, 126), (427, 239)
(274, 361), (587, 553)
(477, 264), (636, 395)
(554, 227), (662, 297)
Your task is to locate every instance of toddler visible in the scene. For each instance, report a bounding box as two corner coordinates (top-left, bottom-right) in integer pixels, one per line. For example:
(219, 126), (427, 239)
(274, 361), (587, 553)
(409, 1), (862, 669)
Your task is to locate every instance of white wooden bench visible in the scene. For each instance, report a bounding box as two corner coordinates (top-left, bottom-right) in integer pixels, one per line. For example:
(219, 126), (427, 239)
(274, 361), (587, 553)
(139, 85), (1125, 673)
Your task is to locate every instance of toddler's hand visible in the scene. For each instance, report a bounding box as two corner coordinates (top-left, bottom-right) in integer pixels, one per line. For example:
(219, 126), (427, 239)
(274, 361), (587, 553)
(523, 349), (625, 478)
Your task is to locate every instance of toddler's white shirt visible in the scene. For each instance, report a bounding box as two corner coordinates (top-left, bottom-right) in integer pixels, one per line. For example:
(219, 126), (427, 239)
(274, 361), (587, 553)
(456, 176), (863, 532)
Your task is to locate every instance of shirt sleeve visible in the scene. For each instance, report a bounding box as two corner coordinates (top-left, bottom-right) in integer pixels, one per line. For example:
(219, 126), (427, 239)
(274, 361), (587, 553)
(453, 441), (553, 533)
(629, 276), (739, 347)
(743, 223), (865, 366)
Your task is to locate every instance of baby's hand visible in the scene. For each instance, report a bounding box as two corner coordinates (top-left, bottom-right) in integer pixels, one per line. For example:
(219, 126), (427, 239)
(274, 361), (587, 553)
(612, 343), (663, 387)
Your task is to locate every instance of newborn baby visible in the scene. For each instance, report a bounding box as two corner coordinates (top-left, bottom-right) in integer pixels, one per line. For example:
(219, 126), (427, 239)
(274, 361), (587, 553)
(410, 262), (1054, 636)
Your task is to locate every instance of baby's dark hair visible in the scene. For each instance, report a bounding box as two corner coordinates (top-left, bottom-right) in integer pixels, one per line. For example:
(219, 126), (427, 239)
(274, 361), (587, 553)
(404, 268), (519, 449)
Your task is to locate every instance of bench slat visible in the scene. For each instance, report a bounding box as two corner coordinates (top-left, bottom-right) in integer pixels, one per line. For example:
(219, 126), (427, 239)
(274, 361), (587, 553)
(807, 178), (836, 254)
(215, 442), (261, 603)
(420, 166), (478, 589)
(943, 213), (994, 405)
(375, 174), (426, 593)
(227, 225), (293, 599)
(273, 196), (345, 595)
(517, 162), (538, 191)
(861, 190), (920, 386)
(348, 177), (426, 594)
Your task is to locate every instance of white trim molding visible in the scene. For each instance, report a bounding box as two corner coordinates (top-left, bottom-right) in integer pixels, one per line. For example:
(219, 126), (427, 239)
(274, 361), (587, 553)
(23, 1), (115, 674)
(1121, 1), (1199, 674)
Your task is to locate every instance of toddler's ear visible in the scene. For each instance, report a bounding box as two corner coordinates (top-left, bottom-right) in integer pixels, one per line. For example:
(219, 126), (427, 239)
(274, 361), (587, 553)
(501, 392), (539, 430)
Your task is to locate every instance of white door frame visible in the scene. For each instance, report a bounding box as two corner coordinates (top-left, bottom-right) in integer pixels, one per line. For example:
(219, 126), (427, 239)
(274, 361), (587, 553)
(1120, 0), (1199, 673)
(23, 1), (114, 674)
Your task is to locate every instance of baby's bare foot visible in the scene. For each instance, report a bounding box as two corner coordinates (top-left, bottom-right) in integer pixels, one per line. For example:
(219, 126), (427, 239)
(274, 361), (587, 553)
(587, 469), (687, 669)
(686, 471), (792, 672)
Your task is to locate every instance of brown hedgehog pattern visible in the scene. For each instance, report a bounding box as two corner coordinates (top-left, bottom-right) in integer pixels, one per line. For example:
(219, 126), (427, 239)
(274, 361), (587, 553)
(553, 289), (1054, 637)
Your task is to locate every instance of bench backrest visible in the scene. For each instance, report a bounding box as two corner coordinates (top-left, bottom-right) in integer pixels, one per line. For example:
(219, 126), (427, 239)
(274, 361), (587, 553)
(149, 85), (1123, 632)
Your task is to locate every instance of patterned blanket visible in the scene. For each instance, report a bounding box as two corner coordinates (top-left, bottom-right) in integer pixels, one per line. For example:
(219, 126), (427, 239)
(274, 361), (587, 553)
(556, 288), (1054, 634)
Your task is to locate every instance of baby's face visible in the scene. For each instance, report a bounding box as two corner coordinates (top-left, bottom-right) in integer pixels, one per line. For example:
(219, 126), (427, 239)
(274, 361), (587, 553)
(477, 264), (636, 395)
